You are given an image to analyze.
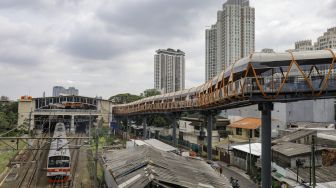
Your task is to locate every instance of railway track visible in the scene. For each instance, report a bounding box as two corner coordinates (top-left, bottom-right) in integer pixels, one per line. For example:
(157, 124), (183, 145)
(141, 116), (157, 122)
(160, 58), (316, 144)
(15, 133), (48, 188)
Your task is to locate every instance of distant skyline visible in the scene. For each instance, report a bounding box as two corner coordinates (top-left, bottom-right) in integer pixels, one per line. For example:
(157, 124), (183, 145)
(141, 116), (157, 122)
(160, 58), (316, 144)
(0, 0), (335, 99)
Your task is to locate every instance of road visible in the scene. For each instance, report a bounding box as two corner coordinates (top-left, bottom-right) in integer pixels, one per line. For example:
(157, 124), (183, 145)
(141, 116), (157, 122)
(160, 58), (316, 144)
(218, 163), (259, 188)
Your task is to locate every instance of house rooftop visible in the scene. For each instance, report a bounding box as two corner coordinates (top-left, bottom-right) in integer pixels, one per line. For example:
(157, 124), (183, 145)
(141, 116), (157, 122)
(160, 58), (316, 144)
(272, 129), (316, 144)
(272, 142), (324, 157)
(103, 145), (231, 188)
(228, 117), (261, 129)
(289, 122), (335, 129)
(231, 143), (261, 156)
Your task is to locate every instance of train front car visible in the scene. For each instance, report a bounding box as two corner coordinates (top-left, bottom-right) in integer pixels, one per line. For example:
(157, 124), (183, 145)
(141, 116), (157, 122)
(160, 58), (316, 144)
(47, 123), (71, 183)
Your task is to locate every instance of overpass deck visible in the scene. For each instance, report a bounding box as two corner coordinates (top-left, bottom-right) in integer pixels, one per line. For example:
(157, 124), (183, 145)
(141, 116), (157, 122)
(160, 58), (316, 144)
(113, 49), (336, 115)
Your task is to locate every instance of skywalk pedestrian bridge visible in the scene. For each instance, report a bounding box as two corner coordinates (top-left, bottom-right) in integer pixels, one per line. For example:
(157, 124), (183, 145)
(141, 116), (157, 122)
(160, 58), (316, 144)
(114, 49), (336, 115)
(112, 49), (336, 188)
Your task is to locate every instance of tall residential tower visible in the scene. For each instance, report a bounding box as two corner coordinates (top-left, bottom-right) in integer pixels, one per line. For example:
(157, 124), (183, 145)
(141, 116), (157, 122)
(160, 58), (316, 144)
(154, 49), (185, 93)
(205, 0), (255, 81)
(205, 24), (218, 82)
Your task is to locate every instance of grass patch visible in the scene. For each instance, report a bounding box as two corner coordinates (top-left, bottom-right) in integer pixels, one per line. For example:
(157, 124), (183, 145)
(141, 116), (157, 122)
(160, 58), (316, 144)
(0, 140), (25, 174)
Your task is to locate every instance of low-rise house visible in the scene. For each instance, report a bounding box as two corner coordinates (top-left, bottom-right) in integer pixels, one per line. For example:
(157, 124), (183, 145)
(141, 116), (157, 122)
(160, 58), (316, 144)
(178, 114), (230, 157)
(231, 142), (261, 172)
(272, 142), (324, 169)
(228, 117), (261, 142)
(273, 129), (317, 145)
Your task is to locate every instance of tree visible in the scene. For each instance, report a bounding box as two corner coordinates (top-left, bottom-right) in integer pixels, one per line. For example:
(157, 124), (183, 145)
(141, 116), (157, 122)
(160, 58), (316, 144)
(141, 89), (161, 98)
(109, 93), (142, 104)
(0, 101), (18, 130)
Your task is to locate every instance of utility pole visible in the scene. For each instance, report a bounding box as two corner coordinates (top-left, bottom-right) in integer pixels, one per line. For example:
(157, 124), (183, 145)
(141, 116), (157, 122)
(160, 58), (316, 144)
(310, 137), (313, 186)
(28, 110), (33, 149)
(28, 110), (32, 136)
(48, 112), (51, 136)
(312, 135), (316, 187)
(94, 128), (99, 188)
(249, 138), (252, 175)
(89, 110), (92, 145)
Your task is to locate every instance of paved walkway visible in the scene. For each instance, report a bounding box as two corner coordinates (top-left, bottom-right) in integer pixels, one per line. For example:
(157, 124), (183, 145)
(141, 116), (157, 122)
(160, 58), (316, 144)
(217, 161), (259, 188)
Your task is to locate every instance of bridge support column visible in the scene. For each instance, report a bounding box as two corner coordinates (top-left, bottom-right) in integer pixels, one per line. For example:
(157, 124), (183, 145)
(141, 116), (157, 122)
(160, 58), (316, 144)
(206, 111), (216, 161)
(143, 117), (147, 139)
(169, 113), (180, 148)
(127, 117), (131, 140)
(258, 102), (273, 188)
(71, 115), (75, 133)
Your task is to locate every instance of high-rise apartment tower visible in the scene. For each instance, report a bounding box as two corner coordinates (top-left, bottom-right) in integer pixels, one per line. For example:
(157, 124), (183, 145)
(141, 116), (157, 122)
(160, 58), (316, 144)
(205, 0), (255, 81)
(154, 49), (185, 93)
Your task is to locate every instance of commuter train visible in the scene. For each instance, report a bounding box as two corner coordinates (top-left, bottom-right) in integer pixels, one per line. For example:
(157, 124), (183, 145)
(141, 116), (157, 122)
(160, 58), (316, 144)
(113, 49), (336, 115)
(47, 123), (71, 183)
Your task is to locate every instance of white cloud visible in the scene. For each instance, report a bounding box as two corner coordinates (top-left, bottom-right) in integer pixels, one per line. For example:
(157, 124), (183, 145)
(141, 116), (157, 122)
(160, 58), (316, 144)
(0, 0), (334, 100)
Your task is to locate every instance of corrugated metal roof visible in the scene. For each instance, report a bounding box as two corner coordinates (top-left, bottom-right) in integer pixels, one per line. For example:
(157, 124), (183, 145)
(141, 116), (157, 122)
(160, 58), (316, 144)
(103, 145), (231, 188)
(272, 129), (316, 144)
(143, 139), (177, 152)
(272, 142), (324, 157)
(228, 117), (261, 129)
(231, 143), (261, 156)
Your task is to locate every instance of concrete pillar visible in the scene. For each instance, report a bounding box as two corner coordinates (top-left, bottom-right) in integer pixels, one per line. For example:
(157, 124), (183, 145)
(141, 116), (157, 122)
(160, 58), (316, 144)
(172, 115), (177, 147)
(71, 115), (75, 132)
(127, 118), (131, 140)
(258, 102), (273, 188)
(206, 112), (214, 161)
(143, 117), (147, 139)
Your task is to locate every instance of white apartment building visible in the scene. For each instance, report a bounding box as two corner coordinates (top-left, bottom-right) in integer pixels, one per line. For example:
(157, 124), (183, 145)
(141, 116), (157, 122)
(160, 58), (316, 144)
(291, 27), (336, 51)
(154, 49), (185, 93)
(205, 0), (255, 82)
(315, 27), (336, 50)
(205, 24), (218, 82)
(295, 40), (314, 51)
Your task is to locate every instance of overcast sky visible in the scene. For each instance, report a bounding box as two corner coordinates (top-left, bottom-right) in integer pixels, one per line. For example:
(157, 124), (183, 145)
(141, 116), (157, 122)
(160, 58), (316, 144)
(0, 0), (335, 100)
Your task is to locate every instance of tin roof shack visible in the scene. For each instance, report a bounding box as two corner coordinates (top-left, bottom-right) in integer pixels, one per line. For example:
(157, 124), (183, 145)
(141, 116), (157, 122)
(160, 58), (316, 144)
(228, 117), (261, 143)
(231, 143), (261, 173)
(273, 129), (317, 145)
(272, 142), (324, 169)
(102, 145), (231, 188)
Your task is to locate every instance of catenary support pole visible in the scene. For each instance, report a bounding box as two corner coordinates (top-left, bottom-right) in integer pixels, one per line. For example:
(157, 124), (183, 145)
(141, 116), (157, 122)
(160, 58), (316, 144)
(258, 102), (273, 188)
(207, 111), (214, 161)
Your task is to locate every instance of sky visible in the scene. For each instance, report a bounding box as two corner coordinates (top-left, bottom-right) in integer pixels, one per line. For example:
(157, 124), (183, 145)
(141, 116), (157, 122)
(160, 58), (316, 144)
(0, 0), (335, 100)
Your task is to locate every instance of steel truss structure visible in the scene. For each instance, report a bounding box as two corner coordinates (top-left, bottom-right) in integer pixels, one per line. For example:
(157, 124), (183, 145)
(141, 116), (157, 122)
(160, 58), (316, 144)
(114, 49), (336, 115)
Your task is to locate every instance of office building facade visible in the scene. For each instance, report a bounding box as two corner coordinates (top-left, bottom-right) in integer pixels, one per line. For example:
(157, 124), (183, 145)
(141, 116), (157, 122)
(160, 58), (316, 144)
(154, 49), (185, 93)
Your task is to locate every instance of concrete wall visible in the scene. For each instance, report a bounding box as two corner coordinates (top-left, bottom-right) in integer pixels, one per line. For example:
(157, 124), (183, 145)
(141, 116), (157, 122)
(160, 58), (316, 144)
(98, 100), (113, 126)
(232, 155), (248, 171)
(287, 99), (334, 123)
(18, 99), (35, 128)
(178, 120), (194, 133)
(289, 154), (323, 168)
